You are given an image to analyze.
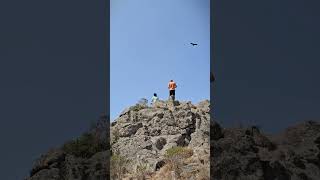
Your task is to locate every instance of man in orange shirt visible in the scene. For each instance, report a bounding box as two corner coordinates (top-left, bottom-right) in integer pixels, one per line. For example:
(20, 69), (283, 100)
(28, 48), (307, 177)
(168, 80), (177, 101)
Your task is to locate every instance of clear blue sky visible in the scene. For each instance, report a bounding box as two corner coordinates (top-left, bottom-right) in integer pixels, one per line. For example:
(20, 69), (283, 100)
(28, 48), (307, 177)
(111, 0), (210, 120)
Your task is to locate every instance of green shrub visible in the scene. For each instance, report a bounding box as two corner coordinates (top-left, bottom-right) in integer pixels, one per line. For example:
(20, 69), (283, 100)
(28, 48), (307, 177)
(133, 163), (152, 180)
(165, 146), (193, 159)
(129, 104), (145, 111)
(62, 132), (107, 158)
(110, 154), (131, 179)
(138, 98), (148, 106)
(164, 146), (194, 178)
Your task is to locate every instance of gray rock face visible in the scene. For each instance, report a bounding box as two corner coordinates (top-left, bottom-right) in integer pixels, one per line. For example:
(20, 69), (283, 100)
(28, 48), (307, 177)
(111, 100), (210, 176)
(211, 121), (320, 180)
(27, 150), (109, 180)
(27, 101), (210, 180)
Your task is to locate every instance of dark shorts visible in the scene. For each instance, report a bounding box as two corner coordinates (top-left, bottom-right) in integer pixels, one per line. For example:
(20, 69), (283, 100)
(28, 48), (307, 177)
(169, 90), (175, 96)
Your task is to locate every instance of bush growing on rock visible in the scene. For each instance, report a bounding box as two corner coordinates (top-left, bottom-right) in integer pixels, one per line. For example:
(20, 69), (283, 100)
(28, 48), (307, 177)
(110, 154), (131, 179)
(138, 98), (148, 106)
(62, 132), (107, 158)
(132, 163), (153, 180)
(128, 98), (150, 112)
(165, 146), (193, 159)
(164, 146), (194, 178)
(130, 103), (146, 112)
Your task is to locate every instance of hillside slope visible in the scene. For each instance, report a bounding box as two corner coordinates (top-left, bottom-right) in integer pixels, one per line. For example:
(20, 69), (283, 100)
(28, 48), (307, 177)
(26, 115), (110, 180)
(211, 120), (320, 180)
(26, 99), (320, 180)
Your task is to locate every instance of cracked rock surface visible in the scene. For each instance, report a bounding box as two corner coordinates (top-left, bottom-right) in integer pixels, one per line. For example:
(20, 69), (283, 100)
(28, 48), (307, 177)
(111, 100), (210, 177)
(211, 120), (320, 180)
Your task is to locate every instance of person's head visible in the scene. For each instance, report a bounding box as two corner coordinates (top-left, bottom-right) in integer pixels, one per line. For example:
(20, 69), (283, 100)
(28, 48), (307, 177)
(170, 80), (173, 82)
(154, 93), (157, 96)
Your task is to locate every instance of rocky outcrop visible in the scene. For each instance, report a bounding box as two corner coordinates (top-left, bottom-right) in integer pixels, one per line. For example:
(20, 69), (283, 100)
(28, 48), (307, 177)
(211, 120), (320, 180)
(110, 100), (210, 179)
(26, 98), (320, 180)
(26, 100), (210, 180)
(26, 115), (110, 180)
(27, 150), (109, 180)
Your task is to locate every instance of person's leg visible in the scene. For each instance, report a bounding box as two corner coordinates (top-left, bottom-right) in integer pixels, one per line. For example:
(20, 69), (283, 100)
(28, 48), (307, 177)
(169, 90), (173, 100)
(172, 90), (175, 101)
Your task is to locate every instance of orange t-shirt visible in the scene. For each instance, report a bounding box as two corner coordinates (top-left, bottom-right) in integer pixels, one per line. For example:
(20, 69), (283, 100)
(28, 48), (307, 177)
(168, 82), (177, 90)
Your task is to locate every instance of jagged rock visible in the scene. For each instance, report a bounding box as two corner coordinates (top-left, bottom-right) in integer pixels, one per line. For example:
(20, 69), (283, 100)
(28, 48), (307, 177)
(27, 99), (320, 180)
(28, 168), (61, 180)
(29, 149), (65, 177)
(26, 116), (109, 180)
(111, 100), (210, 178)
(155, 137), (167, 150)
(118, 122), (143, 137)
(211, 121), (320, 180)
(153, 100), (168, 109)
(27, 150), (109, 180)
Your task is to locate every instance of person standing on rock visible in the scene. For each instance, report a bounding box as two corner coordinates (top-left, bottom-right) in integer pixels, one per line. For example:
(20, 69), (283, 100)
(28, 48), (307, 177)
(168, 80), (177, 101)
(151, 93), (159, 105)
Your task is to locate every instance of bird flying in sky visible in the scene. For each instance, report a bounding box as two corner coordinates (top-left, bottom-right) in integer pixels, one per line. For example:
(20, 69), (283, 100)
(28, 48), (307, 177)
(190, 43), (198, 46)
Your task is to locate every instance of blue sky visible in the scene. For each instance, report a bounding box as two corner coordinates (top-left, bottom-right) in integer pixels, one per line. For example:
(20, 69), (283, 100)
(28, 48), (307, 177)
(111, 0), (210, 120)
